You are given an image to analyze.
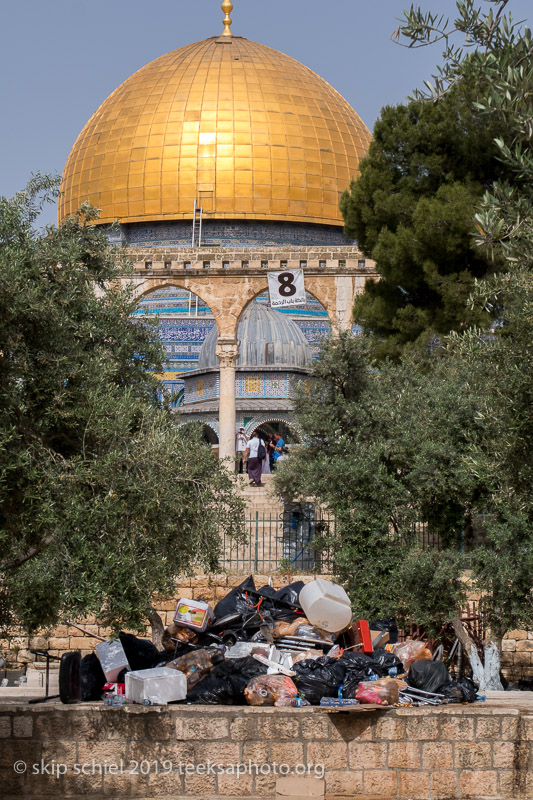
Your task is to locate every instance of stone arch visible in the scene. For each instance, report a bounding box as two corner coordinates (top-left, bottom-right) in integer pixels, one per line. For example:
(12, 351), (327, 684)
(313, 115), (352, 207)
(121, 272), (353, 339)
(201, 423), (219, 446)
(180, 417), (219, 438)
(247, 414), (303, 441)
(130, 279), (220, 336)
(235, 287), (331, 361)
(241, 283), (335, 326)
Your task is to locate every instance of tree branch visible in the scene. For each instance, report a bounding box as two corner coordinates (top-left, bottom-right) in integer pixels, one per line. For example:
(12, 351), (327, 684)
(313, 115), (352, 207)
(148, 606), (165, 650)
(0, 531), (58, 572)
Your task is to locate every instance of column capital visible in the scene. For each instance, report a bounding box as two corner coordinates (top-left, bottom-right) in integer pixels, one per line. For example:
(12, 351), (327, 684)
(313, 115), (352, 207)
(216, 337), (239, 368)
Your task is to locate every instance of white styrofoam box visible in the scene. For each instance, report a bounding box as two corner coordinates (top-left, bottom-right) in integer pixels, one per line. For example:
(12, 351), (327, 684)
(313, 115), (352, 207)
(95, 640), (130, 682)
(125, 667), (187, 705)
(299, 578), (353, 633)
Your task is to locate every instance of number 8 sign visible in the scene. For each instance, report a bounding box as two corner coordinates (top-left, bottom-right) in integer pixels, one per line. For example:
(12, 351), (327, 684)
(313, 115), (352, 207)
(267, 269), (306, 308)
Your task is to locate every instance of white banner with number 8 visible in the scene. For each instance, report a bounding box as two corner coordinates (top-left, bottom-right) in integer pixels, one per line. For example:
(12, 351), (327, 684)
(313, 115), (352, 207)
(267, 269), (306, 308)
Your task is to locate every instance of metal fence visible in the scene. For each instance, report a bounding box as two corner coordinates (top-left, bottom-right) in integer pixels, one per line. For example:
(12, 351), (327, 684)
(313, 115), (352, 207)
(220, 506), (488, 574)
(415, 517), (487, 554)
(220, 504), (336, 574)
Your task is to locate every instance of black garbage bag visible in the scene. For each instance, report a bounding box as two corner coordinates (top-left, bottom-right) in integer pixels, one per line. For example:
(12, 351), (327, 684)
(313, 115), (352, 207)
(186, 656), (267, 705)
(441, 677), (478, 703)
(457, 677), (478, 703)
(256, 584), (278, 600)
(437, 682), (465, 704)
(369, 617), (399, 644)
(213, 576), (257, 620)
(340, 652), (382, 698)
(372, 648), (404, 674)
(119, 632), (159, 671)
(292, 657), (346, 704)
(408, 660), (451, 694)
(341, 651), (384, 673)
(252, 585), (303, 620)
(273, 581), (305, 609)
(80, 653), (106, 701)
(437, 677), (478, 704)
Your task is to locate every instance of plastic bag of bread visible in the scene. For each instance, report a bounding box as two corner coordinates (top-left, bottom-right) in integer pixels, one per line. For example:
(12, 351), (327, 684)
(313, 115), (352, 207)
(385, 640), (432, 671)
(244, 675), (298, 706)
(274, 617), (310, 637)
(291, 649), (324, 665)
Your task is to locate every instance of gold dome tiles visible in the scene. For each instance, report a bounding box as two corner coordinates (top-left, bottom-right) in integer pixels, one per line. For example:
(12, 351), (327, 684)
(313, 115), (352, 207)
(59, 36), (371, 226)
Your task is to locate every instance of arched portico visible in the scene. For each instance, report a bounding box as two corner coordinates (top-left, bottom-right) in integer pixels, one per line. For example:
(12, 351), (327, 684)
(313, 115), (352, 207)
(125, 272), (359, 340)
(250, 416), (303, 442)
(123, 246), (378, 462)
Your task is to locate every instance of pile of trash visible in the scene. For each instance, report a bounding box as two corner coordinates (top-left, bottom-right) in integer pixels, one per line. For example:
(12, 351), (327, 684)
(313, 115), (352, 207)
(59, 577), (480, 708)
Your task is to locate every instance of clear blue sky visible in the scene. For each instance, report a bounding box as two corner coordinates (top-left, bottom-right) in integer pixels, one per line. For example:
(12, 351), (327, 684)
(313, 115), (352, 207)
(1, 0), (530, 226)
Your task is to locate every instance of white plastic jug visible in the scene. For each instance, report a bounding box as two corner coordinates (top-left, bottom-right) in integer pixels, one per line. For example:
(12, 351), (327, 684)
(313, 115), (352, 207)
(298, 578), (353, 633)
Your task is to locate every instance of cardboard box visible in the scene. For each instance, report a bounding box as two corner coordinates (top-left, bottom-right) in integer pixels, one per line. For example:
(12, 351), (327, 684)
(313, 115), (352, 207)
(173, 598), (214, 632)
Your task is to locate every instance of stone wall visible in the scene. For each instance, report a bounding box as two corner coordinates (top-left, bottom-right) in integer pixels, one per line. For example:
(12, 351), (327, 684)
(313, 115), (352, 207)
(1, 704), (532, 799)
(501, 631), (533, 683)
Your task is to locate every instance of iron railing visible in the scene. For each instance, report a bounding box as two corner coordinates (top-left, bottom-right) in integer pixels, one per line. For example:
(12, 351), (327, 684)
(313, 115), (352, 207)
(220, 505), (336, 574)
(220, 507), (488, 574)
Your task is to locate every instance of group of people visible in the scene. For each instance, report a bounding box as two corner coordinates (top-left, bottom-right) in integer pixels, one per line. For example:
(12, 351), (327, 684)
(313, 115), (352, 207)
(235, 428), (287, 486)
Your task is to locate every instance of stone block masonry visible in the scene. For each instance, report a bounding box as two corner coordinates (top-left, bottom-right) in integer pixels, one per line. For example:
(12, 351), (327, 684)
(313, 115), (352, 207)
(0, 703), (532, 799)
(501, 631), (533, 682)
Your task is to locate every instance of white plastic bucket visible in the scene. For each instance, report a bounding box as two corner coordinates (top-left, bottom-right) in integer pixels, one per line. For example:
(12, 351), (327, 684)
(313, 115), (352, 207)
(298, 578), (352, 633)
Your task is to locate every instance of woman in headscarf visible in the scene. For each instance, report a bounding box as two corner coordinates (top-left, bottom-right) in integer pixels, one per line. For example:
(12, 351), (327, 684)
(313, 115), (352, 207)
(262, 434), (272, 475)
(244, 431), (265, 487)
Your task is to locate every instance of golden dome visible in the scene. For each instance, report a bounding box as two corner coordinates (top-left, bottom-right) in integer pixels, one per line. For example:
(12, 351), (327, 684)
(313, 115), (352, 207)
(59, 35), (371, 227)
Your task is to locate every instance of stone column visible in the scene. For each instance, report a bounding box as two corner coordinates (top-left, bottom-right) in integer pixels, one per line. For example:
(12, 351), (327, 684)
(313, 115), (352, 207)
(335, 275), (355, 332)
(216, 337), (239, 462)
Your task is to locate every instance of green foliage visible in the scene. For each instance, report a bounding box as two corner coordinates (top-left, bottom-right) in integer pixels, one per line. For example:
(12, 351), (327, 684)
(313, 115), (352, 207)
(398, 1), (533, 271)
(275, 332), (472, 624)
(395, 549), (467, 638)
(396, 0), (533, 639)
(278, 281), (533, 635)
(341, 83), (511, 360)
(0, 177), (244, 633)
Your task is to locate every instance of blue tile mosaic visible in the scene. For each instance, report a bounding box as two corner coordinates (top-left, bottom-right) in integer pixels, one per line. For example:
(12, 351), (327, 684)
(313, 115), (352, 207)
(107, 220), (354, 247)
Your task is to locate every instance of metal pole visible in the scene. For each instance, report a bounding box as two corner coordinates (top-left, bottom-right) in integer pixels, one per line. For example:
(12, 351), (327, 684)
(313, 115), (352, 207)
(199, 206), (203, 247)
(192, 199), (197, 247)
(255, 512), (259, 572)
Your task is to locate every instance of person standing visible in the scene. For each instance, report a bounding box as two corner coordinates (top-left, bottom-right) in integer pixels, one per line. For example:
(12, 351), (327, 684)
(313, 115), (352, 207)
(262, 435), (272, 475)
(244, 431), (265, 487)
(268, 435), (276, 472)
(235, 427), (248, 474)
(272, 433), (285, 470)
